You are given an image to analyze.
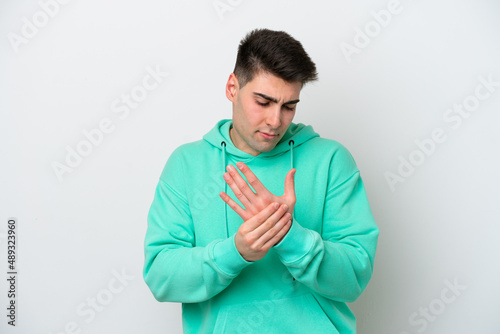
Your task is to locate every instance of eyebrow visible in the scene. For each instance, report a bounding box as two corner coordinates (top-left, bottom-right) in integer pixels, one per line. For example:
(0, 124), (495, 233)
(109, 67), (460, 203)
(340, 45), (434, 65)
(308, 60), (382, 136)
(253, 92), (300, 105)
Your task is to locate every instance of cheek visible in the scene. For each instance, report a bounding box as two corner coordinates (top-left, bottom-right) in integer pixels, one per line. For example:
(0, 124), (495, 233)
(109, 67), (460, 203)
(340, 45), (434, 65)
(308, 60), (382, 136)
(282, 112), (295, 127)
(244, 105), (263, 126)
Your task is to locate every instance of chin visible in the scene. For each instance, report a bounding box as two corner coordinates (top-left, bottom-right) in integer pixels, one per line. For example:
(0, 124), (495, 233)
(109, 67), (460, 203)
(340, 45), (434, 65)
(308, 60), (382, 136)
(259, 145), (277, 153)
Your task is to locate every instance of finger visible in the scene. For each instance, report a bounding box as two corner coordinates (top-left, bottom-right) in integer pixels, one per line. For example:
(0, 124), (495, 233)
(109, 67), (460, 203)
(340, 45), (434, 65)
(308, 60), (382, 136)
(219, 191), (249, 221)
(223, 170), (253, 211)
(250, 203), (290, 240)
(225, 165), (255, 207)
(262, 219), (292, 250)
(258, 212), (292, 250)
(244, 202), (281, 231)
(284, 168), (296, 201)
(236, 162), (269, 195)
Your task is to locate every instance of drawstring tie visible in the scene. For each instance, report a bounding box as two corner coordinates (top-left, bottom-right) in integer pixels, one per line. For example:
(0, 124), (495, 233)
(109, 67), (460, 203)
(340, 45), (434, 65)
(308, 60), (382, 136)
(221, 141), (228, 238)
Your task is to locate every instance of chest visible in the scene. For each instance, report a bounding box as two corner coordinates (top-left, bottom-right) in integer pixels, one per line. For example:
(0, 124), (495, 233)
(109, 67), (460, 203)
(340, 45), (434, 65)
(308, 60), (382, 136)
(184, 152), (331, 246)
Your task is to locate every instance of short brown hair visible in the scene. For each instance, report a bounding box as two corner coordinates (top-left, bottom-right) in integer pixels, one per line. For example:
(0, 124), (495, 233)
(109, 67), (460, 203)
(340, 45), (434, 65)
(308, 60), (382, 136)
(233, 28), (318, 88)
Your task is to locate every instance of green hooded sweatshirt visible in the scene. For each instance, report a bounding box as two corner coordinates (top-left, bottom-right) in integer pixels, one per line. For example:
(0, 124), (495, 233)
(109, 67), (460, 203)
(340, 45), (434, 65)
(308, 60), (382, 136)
(144, 119), (379, 333)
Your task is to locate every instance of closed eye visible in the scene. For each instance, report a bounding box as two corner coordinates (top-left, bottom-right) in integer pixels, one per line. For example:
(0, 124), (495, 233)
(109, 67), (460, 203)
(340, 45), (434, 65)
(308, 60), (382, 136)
(257, 100), (295, 111)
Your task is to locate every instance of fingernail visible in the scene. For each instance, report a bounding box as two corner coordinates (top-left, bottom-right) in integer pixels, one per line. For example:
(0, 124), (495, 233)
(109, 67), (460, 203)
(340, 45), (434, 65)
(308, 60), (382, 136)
(282, 204), (288, 211)
(237, 162), (243, 169)
(274, 202), (279, 209)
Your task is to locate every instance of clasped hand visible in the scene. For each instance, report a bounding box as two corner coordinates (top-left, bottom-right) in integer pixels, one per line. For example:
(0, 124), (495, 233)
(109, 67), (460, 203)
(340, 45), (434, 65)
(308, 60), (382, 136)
(219, 162), (296, 262)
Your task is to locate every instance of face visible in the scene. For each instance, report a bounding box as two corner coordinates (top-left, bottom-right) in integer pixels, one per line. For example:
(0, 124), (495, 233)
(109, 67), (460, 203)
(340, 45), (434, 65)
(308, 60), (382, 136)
(226, 71), (302, 156)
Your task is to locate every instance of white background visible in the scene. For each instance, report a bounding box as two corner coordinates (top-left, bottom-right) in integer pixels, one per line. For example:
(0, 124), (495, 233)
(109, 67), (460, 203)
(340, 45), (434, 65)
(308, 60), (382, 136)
(1, 0), (499, 333)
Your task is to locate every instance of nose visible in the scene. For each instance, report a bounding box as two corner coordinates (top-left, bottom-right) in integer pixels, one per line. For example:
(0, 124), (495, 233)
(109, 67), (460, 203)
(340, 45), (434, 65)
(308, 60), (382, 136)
(265, 106), (281, 129)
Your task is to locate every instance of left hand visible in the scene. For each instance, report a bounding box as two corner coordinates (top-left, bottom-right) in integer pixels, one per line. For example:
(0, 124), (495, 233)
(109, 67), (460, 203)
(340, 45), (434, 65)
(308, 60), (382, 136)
(219, 161), (296, 222)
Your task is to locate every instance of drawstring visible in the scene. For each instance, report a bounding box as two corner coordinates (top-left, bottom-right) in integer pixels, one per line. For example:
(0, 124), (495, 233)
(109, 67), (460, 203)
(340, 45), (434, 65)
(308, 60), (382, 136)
(289, 140), (294, 169)
(221, 141), (228, 237)
(220, 139), (295, 238)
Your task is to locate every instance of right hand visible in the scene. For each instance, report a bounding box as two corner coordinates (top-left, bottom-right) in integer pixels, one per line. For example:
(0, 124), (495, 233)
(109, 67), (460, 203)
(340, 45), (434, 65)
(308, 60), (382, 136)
(234, 202), (292, 262)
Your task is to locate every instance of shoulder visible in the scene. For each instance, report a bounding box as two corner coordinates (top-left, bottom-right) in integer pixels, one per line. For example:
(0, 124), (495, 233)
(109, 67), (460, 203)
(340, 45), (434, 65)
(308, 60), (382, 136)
(171, 139), (208, 157)
(159, 139), (208, 181)
(303, 137), (360, 187)
(292, 122), (355, 163)
(306, 137), (357, 168)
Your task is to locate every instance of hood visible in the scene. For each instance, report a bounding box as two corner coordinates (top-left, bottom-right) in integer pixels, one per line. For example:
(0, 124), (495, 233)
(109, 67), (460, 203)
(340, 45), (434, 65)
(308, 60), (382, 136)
(203, 119), (319, 238)
(203, 118), (319, 158)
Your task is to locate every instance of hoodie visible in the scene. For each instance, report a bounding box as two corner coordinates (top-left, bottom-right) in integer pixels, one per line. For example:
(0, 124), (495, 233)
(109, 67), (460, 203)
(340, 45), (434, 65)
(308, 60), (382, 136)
(143, 119), (379, 333)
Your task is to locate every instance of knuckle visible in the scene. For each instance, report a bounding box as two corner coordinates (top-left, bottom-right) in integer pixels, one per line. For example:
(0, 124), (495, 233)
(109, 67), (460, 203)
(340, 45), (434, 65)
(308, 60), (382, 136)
(257, 198), (268, 208)
(264, 220), (274, 230)
(269, 225), (279, 235)
(243, 235), (253, 245)
(254, 244), (264, 252)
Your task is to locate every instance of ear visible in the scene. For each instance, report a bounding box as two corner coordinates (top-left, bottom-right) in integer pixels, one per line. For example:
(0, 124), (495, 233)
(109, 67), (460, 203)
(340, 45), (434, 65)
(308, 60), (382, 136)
(225, 73), (239, 102)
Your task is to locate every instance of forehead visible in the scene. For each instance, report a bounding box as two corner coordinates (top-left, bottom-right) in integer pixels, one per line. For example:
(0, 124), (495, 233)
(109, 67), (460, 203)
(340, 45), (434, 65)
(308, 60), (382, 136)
(242, 71), (302, 101)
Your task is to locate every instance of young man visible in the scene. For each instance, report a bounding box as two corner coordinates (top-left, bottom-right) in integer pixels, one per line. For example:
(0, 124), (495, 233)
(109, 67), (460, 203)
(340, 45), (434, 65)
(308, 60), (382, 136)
(144, 28), (379, 333)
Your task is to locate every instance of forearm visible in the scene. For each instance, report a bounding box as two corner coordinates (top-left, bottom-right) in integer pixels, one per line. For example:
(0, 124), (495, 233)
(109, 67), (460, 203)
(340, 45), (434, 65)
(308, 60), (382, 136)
(144, 235), (251, 303)
(273, 217), (378, 303)
(144, 177), (252, 303)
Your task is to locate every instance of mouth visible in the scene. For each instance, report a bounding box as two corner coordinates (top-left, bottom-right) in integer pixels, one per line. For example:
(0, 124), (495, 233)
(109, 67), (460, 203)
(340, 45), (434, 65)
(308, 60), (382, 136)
(258, 131), (278, 140)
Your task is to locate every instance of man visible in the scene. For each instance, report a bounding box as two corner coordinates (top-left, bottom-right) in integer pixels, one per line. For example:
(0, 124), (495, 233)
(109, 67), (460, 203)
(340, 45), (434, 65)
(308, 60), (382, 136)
(143, 28), (379, 333)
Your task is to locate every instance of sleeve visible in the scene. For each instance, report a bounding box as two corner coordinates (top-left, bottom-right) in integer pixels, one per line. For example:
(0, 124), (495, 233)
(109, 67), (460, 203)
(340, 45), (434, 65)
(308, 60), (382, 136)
(143, 148), (252, 303)
(272, 145), (379, 303)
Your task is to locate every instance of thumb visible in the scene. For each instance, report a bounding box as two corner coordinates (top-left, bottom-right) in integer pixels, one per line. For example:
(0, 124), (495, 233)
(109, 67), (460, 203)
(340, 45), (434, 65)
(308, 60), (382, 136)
(284, 168), (296, 198)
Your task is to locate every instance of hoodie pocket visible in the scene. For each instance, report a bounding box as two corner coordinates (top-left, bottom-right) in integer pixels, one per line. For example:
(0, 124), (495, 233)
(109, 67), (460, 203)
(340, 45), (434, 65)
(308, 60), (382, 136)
(213, 294), (339, 334)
